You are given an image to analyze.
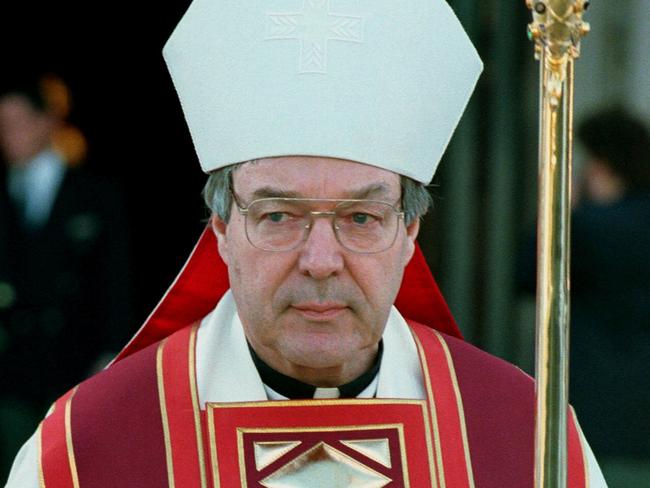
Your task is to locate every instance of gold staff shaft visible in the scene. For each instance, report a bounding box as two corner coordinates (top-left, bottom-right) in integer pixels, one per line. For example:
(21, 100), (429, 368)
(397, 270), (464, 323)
(526, 1), (590, 486)
(536, 51), (574, 487)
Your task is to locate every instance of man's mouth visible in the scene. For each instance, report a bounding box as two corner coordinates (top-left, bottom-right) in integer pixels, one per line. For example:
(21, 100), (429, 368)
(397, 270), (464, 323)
(290, 303), (349, 321)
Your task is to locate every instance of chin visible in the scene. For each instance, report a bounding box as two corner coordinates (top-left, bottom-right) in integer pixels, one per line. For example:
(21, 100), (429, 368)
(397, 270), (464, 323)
(282, 340), (354, 370)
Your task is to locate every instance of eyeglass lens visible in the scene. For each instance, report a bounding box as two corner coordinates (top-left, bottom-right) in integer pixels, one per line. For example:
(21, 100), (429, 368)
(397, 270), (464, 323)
(244, 199), (399, 253)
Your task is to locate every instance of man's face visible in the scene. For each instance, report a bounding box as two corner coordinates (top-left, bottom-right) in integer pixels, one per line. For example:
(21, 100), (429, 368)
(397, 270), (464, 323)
(0, 94), (54, 166)
(213, 157), (419, 385)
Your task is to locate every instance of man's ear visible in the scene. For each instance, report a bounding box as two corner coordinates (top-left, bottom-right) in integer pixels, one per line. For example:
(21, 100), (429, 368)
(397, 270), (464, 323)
(402, 218), (420, 265)
(210, 214), (229, 265)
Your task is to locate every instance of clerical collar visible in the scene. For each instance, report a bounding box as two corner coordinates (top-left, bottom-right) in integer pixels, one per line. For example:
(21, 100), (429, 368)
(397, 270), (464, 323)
(248, 342), (383, 400)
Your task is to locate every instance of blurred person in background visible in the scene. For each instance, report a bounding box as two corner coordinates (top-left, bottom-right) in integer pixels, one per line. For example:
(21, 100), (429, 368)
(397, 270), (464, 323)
(569, 108), (650, 485)
(518, 107), (650, 487)
(0, 73), (132, 477)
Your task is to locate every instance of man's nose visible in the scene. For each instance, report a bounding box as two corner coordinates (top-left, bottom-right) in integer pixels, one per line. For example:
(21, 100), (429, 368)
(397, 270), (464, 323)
(297, 217), (345, 279)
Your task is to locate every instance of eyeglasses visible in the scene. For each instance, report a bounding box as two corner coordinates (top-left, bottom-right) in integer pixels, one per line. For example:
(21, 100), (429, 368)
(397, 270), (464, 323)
(233, 196), (405, 254)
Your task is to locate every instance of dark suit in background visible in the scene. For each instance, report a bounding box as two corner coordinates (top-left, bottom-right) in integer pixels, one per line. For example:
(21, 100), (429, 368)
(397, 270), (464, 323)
(569, 192), (650, 461)
(0, 164), (132, 475)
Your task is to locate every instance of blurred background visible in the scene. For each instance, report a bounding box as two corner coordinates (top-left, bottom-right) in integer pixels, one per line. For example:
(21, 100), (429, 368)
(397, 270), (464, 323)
(1, 1), (648, 486)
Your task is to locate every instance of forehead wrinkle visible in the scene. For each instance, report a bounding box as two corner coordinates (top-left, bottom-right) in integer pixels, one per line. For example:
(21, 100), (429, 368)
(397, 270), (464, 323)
(245, 182), (397, 201)
(250, 186), (303, 200)
(344, 183), (395, 200)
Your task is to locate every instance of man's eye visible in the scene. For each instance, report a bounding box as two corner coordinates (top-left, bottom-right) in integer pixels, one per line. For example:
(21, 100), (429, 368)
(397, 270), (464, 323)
(266, 212), (288, 223)
(351, 213), (374, 225)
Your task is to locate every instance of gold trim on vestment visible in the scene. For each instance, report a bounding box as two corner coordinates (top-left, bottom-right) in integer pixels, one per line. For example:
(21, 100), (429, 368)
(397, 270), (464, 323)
(206, 404), (221, 488)
(236, 428), (248, 488)
(416, 381), (436, 488)
(434, 331), (476, 488)
(64, 386), (80, 488)
(207, 398), (427, 409)
(411, 332), (443, 488)
(396, 421), (412, 488)
(235, 424), (405, 434)
(37, 423), (46, 488)
(156, 339), (176, 488)
(188, 324), (208, 488)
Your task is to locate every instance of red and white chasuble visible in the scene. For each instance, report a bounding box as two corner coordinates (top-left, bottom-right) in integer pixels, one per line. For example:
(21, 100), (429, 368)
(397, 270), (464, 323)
(36, 318), (590, 488)
(8, 229), (603, 487)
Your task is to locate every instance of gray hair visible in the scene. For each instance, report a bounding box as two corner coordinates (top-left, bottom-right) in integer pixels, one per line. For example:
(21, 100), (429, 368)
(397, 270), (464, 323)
(202, 161), (432, 225)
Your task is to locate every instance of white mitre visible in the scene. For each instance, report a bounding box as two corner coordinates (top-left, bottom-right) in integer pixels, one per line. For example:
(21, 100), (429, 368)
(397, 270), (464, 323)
(163, 0), (482, 184)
